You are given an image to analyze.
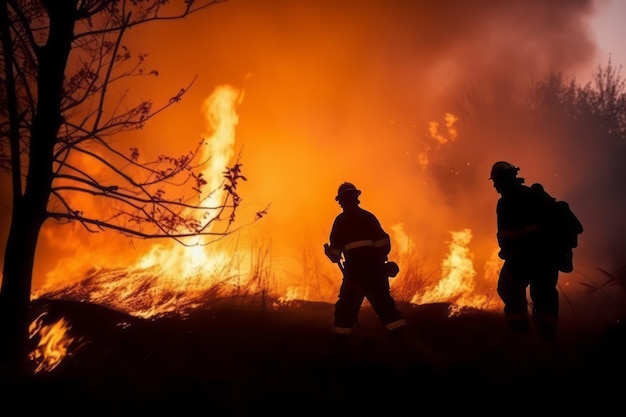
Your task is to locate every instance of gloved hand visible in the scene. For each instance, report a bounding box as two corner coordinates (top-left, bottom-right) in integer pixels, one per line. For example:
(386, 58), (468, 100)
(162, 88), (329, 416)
(384, 261), (400, 278)
(324, 243), (342, 263)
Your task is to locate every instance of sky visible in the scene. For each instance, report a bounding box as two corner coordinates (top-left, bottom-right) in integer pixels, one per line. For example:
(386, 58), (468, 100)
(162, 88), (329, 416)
(591, 0), (626, 71)
(2, 0), (626, 303)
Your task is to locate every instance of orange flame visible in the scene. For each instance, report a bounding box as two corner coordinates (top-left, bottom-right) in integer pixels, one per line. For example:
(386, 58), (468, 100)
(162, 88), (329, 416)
(37, 85), (262, 318)
(411, 229), (499, 311)
(419, 112), (459, 167)
(29, 313), (80, 373)
(36, 95), (503, 318)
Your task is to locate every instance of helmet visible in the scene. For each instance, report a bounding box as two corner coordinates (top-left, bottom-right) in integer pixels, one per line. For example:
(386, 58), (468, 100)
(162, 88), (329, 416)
(335, 182), (361, 201)
(489, 161), (519, 180)
(384, 261), (400, 278)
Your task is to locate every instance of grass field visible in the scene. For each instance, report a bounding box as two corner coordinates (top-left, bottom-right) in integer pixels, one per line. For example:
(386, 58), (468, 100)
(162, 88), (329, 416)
(2, 295), (625, 416)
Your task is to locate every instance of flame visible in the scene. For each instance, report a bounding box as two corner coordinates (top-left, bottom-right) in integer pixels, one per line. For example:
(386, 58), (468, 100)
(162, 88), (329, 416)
(390, 223), (414, 254)
(275, 286), (310, 306)
(483, 246), (504, 284)
(199, 85), (242, 208)
(35, 95), (503, 318)
(419, 112), (459, 167)
(428, 112), (459, 145)
(411, 229), (498, 310)
(37, 85), (258, 318)
(29, 313), (81, 373)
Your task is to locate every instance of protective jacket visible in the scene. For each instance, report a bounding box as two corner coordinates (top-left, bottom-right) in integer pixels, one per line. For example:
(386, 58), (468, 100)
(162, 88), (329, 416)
(496, 183), (558, 266)
(327, 206), (390, 268)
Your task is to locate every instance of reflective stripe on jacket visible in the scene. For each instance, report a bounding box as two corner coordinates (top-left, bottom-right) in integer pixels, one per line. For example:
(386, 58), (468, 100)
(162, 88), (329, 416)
(328, 206), (390, 264)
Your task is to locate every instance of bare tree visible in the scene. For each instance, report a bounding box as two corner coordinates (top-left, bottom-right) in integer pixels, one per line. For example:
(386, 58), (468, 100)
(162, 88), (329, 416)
(0, 0), (261, 380)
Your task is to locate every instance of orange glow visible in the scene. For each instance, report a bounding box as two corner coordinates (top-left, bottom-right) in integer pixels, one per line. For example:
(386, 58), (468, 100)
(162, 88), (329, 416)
(428, 112), (459, 145)
(419, 112), (459, 168)
(199, 85), (242, 209)
(9, 2), (608, 318)
(36, 86), (263, 318)
(34, 92), (506, 317)
(29, 313), (80, 374)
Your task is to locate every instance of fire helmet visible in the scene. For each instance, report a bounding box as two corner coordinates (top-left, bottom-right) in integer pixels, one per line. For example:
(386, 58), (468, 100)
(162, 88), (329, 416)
(489, 161), (519, 180)
(335, 182), (361, 201)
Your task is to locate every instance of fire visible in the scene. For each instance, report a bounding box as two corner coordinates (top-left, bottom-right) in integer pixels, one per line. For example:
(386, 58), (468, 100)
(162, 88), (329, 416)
(483, 246), (504, 285)
(199, 85), (242, 209)
(428, 112), (459, 145)
(275, 286), (310, 306)
(35, 92), (503, 318)
(37, 85), (258, 318)
(29, 313), (82, 374)
(418, 112), (459, 167)
(411, 229), (499, 311)
(390, 223), (414, 254)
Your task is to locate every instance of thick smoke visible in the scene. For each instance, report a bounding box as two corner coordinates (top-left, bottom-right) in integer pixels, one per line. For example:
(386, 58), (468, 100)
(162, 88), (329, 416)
(4, 0), (622, 296)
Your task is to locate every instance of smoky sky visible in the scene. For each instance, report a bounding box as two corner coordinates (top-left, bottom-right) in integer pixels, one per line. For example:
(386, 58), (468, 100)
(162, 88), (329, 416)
(3, 0), (622, 292)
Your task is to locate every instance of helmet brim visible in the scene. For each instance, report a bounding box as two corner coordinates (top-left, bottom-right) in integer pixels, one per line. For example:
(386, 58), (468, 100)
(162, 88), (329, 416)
(335, 189), (361, 201)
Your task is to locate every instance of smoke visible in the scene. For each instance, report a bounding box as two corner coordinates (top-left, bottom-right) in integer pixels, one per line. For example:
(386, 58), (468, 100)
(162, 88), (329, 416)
(4, 0), (622, 295)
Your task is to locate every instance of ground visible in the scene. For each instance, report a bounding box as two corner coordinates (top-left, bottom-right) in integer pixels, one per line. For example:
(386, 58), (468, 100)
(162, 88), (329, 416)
(2, 296), (626, 416)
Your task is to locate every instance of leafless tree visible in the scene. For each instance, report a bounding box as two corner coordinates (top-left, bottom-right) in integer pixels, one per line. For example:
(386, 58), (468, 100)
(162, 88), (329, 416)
(0, 0), (263, 380)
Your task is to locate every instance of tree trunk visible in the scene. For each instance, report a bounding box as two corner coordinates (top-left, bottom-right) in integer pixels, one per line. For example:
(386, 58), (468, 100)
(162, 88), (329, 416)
(0, 2), (76, 382)
(0, 205), (46, 380)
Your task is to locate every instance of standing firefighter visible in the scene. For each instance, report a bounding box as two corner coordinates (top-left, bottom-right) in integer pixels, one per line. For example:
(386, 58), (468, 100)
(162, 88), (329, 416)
(324, 182), (406, 352)
(489, 161), (582, 340)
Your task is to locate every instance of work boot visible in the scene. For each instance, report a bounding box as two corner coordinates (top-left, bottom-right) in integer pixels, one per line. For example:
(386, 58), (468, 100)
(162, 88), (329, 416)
(330, 333), (351, 364)
(533, 312), (558, 342)
(389, 325), (409, 344)
(388, 326), (442, 368)
(507, 316), (530, 334)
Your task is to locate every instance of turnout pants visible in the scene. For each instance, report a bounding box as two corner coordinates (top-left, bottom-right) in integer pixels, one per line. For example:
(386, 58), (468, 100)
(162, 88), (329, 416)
(332, 265), (405, 335)
(497, 259), (559, 337)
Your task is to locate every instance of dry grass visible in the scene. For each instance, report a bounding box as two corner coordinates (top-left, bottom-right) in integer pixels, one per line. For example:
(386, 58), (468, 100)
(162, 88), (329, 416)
(3, 293), (626, 417)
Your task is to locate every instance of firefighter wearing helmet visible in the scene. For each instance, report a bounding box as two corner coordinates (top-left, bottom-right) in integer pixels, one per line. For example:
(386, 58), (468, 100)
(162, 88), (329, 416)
(324, 182), (406, 352)
(490, 161), (562, 339)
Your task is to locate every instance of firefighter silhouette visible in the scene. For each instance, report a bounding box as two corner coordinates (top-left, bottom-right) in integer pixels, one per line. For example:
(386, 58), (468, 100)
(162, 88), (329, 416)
(490, 161), (564, 339)
(324, 182), (406, 352)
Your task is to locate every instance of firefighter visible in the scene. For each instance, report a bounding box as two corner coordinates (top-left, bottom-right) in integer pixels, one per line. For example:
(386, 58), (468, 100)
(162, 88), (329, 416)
(324, 182), (406, 353)
(489, 161), (561, 339)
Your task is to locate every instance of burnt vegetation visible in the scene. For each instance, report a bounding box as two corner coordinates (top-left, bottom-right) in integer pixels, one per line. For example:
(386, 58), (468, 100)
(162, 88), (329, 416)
(5, 294), (626, 416)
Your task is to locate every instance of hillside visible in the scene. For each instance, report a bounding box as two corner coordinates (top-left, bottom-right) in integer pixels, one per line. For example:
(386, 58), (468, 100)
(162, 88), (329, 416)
(2, 296), (626, 416)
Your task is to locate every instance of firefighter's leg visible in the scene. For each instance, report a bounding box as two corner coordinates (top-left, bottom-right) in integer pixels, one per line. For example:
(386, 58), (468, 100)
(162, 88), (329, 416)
(366, 279), (406, 337)
(530, 266), (560, 340)
(366, 280), (443, 365)
(331, 281), (364, 355)
(497, 262), (530, 333)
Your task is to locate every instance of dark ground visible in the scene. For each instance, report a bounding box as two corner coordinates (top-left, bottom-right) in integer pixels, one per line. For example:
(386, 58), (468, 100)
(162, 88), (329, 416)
(3, 297), (626, 416)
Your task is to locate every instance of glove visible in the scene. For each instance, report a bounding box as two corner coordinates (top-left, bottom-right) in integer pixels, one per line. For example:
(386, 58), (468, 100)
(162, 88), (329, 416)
(384, 261), (400, 278)
(324, 243), (342, 263)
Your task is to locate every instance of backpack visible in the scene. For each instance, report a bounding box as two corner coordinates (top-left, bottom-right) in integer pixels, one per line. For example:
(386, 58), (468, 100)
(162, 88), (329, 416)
(530, 184), (584, 273)
(545, 198), (584, 273)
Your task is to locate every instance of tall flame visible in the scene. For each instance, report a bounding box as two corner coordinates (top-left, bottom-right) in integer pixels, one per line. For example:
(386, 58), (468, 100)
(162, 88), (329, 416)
(38, 85), (257, 318)
(36, 99), (504, 318)
(199, 85), (242, 208)
(411, 229), (497, 310)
